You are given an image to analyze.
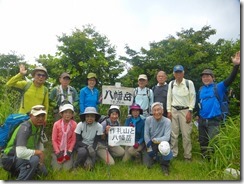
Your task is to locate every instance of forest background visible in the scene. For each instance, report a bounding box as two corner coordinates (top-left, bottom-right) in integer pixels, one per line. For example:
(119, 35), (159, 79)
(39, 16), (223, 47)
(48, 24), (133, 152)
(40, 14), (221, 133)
(0, 25), (241, 181)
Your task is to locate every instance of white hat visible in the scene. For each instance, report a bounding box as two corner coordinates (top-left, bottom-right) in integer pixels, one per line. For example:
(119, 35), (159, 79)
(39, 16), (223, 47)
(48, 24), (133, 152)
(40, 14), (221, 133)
(158, 141), (173, 160)
(108, 105), (120, 117)
(59, 104), (74, 113)
(138, 74), (148, 80)
(30, 105), (47, 116)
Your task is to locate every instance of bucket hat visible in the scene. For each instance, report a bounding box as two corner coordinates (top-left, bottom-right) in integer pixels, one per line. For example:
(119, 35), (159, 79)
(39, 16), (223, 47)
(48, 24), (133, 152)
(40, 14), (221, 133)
(80, 107), (101, 122)
(31, 66), (48, 78)
(59, 104), (74, 113)
(158, 141), (173, 160)
(129, 103), (143, 115)
(200, 69), (214, 77)
(108, 105), (120, 117)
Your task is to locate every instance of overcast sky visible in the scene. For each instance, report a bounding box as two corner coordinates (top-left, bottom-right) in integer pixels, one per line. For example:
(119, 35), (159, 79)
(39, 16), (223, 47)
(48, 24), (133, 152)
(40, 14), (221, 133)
(0, 0), (241, 64)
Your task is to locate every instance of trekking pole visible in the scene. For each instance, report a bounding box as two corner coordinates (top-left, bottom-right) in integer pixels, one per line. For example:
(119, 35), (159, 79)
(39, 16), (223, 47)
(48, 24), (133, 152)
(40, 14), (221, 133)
(106, 146), (111, 179)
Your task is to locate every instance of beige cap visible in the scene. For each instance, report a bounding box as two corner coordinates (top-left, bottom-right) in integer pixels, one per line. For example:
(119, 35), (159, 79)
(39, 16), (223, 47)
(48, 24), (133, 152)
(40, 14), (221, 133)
(30, 105), (47, 116)
(138, 74), (148, 80)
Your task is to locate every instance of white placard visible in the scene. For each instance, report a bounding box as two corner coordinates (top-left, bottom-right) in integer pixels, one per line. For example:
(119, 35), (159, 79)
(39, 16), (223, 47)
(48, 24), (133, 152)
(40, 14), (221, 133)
(102, 85), (134, 106)
(108, 126), (135, 146)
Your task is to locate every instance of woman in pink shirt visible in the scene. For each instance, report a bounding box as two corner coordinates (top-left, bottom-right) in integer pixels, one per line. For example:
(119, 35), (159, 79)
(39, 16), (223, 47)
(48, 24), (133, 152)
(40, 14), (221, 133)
(51, 104), (77, 171)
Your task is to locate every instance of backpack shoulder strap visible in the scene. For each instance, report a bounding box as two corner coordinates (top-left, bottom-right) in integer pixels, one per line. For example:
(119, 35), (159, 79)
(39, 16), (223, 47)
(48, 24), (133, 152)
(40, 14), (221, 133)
(213, 83), (220, 102)
(171, 80), (175, 89)
(185, 79), (189, 90)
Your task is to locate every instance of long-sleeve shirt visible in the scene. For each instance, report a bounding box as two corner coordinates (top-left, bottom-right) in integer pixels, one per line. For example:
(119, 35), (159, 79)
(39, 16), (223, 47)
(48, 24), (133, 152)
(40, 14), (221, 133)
(6, 73), (49, 114)
(144, 116), (171, 145)
(79, 86), (100, 114)
(52, 119), (77, 154)
(167, 78), (196, 112)
(124, 116), (145, 144)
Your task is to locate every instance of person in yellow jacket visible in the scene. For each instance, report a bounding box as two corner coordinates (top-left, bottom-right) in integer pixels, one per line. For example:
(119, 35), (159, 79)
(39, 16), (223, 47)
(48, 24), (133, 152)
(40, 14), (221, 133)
(6, 64), (49, 116)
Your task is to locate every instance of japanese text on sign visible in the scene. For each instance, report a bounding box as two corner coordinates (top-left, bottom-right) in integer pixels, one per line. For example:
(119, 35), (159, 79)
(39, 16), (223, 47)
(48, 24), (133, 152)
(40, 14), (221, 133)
(102, 85), (134, 106)
(108, 126), (135, 146)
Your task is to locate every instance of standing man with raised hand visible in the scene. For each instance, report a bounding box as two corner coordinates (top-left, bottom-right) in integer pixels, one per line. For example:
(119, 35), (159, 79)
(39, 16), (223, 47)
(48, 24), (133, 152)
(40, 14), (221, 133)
(197, 51), (240, 160)
(49, 72), (79, 121)
(167, 65), (196, 162)
(6, 64), (49, 115)
(133, 74), (154, 119)
(152, 71), (168, 117)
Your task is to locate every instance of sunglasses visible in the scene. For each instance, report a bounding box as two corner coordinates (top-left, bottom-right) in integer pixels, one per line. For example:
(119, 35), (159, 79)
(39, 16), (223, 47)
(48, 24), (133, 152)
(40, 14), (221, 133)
(36, 73), (46, 77)
(32, 107), (46, 111)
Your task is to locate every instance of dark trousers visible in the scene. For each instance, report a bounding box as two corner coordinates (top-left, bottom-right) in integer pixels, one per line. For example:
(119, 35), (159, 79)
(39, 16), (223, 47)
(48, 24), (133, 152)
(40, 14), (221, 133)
(198, 117), (220, 158)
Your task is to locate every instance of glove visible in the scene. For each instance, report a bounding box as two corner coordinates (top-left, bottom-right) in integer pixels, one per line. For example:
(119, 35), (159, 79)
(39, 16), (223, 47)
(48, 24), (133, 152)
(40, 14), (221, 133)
(147, 140), (152, 148)
(129, 122), (134, 127)
(148, 150), (157, 158)
(56, 151), (64, 163)
(133, 142), (139, 149)
(64, 151), (72, 161)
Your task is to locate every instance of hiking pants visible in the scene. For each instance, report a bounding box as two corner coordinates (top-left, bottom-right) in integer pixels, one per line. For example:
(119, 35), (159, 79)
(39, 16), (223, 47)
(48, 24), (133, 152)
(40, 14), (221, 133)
(15, 155), (47, 180)
(122, 143), (145, 162)
(170, 108), (193, 159)
(198, 117), (220, 157)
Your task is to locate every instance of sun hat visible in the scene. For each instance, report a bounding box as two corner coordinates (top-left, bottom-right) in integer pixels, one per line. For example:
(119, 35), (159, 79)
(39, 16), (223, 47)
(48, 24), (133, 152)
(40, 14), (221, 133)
(158, 141), (173, 160)
(129, 103), (143, 115)
(138, 74), (148, 80)
(173, 65), (184, 72)
(59, 104), (74, 113)
(30, 105), (47, 116)
(80, 107), (101, 122)
(60, 72), (71, 79)
(200, 69), (214, 77)
(108, 105), (120, 117)
(151, 102), (164, 112)
(31, 66), (48, 78)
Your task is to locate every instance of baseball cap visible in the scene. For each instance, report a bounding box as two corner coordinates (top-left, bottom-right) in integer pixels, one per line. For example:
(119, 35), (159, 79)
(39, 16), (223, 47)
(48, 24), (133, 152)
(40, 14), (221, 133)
(173, 65), (184, 72)
(60, 72), (71, 79)
(200, 69), (214, 77)
(158, 141), (173, 160)
(30, 105), (47, 116)
(138, 74), (148, 80)
(87, 73), (97, 79)
(59, 104), (74, 113)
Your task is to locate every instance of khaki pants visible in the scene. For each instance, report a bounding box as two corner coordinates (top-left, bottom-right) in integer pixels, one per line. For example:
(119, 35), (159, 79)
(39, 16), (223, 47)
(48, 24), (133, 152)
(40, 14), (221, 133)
(96, 142), (125, 165)
(170, 108), (193, 159)
(122, 143), (145, 162)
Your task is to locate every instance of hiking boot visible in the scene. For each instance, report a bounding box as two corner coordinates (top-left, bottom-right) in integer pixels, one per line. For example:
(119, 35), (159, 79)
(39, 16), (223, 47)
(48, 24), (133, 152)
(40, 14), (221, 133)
(185, 158), (192, 163)
(162, 167), (169, 176)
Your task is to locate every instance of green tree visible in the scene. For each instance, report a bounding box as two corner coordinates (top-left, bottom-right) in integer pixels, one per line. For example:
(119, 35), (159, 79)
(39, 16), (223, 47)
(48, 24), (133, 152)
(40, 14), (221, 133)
(38, 24), (124, 91)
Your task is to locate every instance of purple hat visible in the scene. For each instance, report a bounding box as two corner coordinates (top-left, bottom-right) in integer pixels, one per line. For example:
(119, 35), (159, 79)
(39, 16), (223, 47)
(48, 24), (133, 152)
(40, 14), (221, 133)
(129, 103), (143, 115)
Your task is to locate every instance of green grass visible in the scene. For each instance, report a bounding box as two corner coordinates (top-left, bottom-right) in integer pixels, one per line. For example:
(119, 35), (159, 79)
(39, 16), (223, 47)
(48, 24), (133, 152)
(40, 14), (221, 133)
(0, 117), (240, 181)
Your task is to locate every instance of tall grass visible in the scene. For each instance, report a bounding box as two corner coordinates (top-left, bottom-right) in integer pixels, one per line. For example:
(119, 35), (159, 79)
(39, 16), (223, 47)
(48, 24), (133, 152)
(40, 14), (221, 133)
(207, 115), (241, 180)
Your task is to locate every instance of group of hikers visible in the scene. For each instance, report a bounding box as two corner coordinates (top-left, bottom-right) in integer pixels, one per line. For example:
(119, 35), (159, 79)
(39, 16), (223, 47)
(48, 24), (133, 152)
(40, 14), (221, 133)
(0, 51), (240, 180)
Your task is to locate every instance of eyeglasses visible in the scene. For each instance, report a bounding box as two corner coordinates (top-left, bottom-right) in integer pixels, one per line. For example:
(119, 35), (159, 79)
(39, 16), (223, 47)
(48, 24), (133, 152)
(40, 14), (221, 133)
(36, 73), (46, 78)
(32, 107), (46, 111)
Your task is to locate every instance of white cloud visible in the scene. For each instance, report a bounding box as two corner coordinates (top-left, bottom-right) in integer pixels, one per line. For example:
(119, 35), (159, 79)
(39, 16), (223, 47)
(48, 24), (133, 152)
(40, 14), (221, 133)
(0, 0), (240, 63)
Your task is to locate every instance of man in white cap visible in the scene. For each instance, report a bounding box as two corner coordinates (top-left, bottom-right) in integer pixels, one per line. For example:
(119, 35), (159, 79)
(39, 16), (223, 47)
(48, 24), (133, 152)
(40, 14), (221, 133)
(133, 74), (154, 119)
(143, 102), (172, 175)
(2, 105), (48, 180)
(6, 64), (49, 116)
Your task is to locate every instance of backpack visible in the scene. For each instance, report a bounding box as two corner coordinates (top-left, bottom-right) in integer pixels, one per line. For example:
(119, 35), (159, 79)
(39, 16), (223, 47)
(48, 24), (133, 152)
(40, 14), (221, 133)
(0, 114), (30, 150)
(98, 115), (109, 124)
(199, 84), (229, 122)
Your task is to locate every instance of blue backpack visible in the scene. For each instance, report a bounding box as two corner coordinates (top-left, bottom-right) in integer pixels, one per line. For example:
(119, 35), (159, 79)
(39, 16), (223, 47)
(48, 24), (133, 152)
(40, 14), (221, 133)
(0, 114), (30, 149)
